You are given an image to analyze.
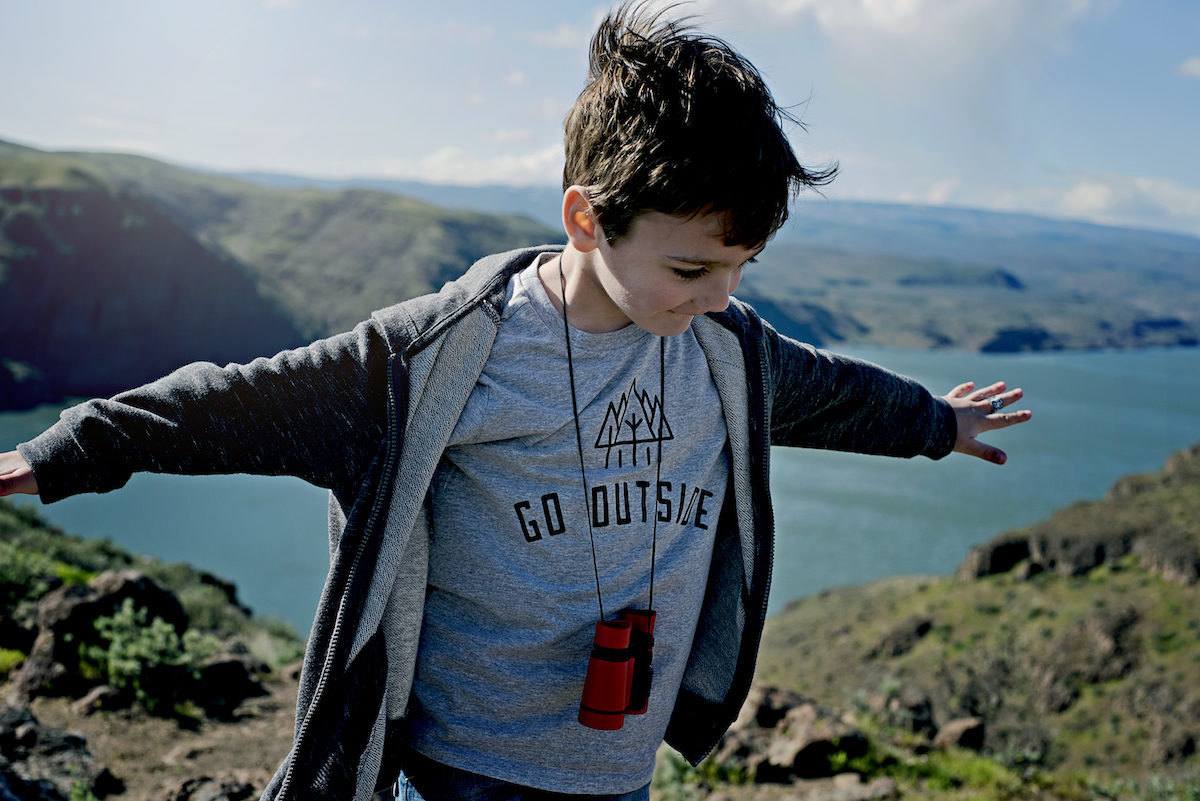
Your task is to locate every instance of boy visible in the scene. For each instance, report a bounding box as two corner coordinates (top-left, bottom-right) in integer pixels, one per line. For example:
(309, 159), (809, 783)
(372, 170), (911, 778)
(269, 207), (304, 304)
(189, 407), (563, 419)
(0, 3), (1030, 800)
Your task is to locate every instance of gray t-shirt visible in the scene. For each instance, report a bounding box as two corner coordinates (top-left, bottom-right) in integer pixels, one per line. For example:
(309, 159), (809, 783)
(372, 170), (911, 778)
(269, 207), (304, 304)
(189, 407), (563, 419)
(405, 254), (729, 793)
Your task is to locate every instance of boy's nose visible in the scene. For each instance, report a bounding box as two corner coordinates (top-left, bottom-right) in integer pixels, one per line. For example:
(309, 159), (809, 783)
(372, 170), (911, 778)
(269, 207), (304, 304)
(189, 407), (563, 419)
(696, 274), (737, 313)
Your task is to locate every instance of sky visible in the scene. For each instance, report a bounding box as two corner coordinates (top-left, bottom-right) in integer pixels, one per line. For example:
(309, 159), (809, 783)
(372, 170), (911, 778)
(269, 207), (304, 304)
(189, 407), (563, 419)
(2, 0), (1199, 238)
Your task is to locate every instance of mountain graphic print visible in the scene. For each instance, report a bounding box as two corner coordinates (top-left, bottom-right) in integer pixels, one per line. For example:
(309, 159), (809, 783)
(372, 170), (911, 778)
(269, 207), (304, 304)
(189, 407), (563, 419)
(593, 378), (674, 470)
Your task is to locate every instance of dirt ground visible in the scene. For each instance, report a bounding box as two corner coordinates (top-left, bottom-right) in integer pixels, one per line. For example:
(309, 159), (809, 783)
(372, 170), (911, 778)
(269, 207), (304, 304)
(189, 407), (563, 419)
(29, 672), (299, 801)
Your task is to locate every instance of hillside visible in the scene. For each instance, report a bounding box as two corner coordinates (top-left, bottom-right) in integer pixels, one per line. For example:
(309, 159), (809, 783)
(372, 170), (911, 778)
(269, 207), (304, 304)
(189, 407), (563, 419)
(746, 441), (1200, 797)
(3, 138), (1200, 411)
(3, 444), (1198, 800)
(0, 141), (559, 409)
(0, 498), (304, 801)
(230, 170), (1200, 352)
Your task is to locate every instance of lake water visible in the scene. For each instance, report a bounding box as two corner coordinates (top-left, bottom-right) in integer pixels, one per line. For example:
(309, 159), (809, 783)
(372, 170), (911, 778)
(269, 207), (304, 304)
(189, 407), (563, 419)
(4, 346), (1199, 636)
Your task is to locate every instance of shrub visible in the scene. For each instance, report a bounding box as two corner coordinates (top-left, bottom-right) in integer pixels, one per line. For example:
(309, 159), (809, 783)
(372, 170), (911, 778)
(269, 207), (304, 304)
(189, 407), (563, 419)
(0, 540), (52, 619)
(0, 647), (26, 678)
(81, 597), (219, 716)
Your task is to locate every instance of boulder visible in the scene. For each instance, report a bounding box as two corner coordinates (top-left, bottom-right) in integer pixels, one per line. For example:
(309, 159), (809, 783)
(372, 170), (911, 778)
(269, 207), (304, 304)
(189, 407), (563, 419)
(1133, 530), (1200, 585)
(70, 685), (125, 717)
(0, 702), (122, 800)
(10, 571), (187, 701)
(154, 776), (257, 801)
(867, 616), (932, 659)
(194, 657), (269, 720)
(714, 683), (868, 783)
(1028, 528), (1134, 577)
(957, 534), (1030, 579)
(932, 717), (985, 751)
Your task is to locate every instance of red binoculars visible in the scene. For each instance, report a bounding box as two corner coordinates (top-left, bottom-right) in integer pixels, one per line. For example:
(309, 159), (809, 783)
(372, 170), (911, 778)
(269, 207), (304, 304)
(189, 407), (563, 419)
(577, 609), (656, 731)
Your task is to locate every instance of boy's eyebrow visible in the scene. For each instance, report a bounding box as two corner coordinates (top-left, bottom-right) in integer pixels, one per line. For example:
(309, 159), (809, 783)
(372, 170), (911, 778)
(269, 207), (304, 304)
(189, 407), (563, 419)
(666, 247), (765, 267)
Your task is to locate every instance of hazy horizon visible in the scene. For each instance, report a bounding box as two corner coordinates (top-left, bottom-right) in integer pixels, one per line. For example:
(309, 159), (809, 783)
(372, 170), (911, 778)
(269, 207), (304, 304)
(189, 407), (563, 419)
(2, 1), (1199, 239)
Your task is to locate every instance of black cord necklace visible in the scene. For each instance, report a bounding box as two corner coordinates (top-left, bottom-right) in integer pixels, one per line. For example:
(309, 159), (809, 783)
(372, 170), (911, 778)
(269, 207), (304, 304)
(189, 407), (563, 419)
(557, 256), (665, 620)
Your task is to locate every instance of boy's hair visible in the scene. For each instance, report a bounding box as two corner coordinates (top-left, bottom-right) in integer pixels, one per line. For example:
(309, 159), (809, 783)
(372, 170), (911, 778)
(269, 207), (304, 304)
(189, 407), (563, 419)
(563, 1), (837, 248)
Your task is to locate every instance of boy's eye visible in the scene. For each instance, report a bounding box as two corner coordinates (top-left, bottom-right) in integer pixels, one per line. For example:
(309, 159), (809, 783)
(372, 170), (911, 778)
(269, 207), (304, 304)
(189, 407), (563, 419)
(672, 267), (709, 281)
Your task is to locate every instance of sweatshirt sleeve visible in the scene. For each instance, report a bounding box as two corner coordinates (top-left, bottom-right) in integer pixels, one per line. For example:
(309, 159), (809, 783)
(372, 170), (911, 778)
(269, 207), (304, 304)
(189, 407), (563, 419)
(763, 324), (957, 460)
(16, 318), (394, 504)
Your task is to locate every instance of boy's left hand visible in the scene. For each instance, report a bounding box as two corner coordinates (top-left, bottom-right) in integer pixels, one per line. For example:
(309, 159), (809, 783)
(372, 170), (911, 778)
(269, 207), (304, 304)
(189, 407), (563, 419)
(943, 381), (1031, 465)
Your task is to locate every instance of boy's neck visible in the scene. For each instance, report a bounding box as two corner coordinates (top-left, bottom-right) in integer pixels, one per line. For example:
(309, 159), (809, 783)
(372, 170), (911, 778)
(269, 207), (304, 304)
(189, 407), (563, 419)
(537, 250), (631, 334)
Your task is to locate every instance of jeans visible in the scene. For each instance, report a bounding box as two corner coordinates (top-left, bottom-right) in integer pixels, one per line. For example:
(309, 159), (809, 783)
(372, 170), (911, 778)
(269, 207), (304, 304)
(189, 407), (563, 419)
(392, 748), (651, 801)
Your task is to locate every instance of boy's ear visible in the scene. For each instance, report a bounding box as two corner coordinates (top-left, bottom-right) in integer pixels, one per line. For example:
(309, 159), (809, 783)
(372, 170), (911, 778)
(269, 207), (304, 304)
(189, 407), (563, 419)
(562, 185), (603, 252)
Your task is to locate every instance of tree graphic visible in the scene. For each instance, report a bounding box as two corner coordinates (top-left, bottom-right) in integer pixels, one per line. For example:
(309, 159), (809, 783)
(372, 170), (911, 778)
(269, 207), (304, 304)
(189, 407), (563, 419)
(594, 378), (673, 469)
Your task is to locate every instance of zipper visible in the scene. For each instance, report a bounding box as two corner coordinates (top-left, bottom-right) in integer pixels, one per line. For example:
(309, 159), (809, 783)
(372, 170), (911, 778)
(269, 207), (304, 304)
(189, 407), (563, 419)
(695, 337), (777, 763)
(276, 356), (403, 801)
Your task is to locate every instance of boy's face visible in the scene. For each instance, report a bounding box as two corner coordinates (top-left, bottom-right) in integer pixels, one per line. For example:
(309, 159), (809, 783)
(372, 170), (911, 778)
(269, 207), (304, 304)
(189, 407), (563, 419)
(586, 210), (761, 337)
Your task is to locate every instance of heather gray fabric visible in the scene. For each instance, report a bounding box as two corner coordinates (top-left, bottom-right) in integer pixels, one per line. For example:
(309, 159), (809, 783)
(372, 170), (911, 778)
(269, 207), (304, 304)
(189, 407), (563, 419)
(17, 245), (958, 801)
(407, 258), (726, 792)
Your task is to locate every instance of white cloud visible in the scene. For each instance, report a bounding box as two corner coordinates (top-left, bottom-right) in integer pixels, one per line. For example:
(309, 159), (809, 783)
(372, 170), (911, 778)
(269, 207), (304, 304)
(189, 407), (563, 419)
(526, 22), (590, 50)
(707, 0), (1099, 99)
(978, 174), (1200, 237)
(504, 70), (528, 88)
(897, 178), (959, 205)
(409, 144), (563, 185)
(742, 0), (1095, 39)
(1060, 180), (1116, 216)
(1179, 56), (1200, 79)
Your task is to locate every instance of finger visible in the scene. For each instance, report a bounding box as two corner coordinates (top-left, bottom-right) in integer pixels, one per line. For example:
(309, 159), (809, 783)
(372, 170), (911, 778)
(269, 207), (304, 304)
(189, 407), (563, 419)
(985, 409), (1033, 428)
(946, 381), (976, 399)
(967, 381), (1006, 403)
(981, 387), (1025, 414)
(959, 438), (1009, 465)
(0, 466), (38, 496)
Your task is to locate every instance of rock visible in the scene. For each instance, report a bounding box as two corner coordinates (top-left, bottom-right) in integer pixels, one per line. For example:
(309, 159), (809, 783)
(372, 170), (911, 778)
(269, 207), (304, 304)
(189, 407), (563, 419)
(957, 534), (1030, 579)
(1146, 717), (1198, 767)
(11, 570), (187, 701)
(0, 701), (123, 800)
(154, 776), (256, 801)
(0, 764), (69, 801)
(1028, 527), (1134, 578)
(163, 743), (213, 766)
(867, 616), (932, 659)
(714, 684), (869, 784)
(194, 658), (268, 719)
(1133, 530), (1200, 585)
(1034, 606), (1140, 713)
(71, 686), (125, 717)
(932, 717), (985, 751)
(791, 774), (897, 801)
(730, 685), (809, 732)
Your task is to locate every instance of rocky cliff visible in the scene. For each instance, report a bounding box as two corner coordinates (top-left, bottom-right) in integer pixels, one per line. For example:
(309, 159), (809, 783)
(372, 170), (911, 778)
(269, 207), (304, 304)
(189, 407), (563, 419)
(3, 444), (1199, 800)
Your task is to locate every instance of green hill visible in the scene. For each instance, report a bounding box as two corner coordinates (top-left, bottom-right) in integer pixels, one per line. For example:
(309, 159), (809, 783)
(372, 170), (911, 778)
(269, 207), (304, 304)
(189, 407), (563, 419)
(3, 138), (1200, 411)
(0, 141), (560, 409)
(753, 442), (1200, 791)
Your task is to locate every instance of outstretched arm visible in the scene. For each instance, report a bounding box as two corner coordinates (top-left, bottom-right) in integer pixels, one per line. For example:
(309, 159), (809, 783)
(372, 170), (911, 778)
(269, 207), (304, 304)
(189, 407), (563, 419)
(3, 318), (394, 505)
(0, 450), (37, 496)
(942, 380), (1032, 465)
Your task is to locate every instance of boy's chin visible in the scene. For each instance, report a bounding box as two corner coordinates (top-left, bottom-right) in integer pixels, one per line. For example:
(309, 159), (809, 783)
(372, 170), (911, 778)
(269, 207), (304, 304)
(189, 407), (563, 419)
(640, 312), (696, 337)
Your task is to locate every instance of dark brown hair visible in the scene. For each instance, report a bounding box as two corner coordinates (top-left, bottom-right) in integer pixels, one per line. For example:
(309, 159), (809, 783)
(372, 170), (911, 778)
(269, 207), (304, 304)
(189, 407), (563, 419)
(563, 1), (837, 248)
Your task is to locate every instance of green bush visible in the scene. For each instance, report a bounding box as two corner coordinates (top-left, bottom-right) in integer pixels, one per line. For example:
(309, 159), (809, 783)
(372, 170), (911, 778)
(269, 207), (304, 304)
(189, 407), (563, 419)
(1089, 777), (1200, 801)
(0, 647), (26, 678)
(81, 597), (219, 715)
(0, 540), (52, 613)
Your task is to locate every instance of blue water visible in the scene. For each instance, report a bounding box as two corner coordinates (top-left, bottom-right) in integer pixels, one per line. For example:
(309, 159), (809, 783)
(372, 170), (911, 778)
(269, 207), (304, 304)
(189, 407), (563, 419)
(4, 346), (1199, 635)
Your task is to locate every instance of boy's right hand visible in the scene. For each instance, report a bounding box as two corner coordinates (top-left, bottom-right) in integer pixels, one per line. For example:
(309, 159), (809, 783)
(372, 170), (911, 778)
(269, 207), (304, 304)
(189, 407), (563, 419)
(0, 451), (38, 496)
